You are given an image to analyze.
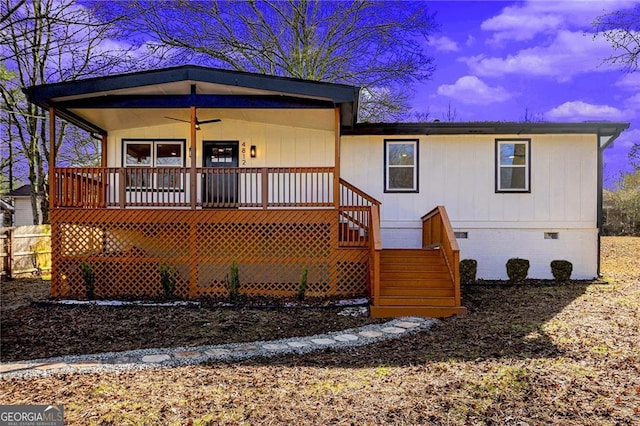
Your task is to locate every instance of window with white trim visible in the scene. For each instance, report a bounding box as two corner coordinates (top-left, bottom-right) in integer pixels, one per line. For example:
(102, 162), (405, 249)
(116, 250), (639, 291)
(496, 139), (530, 192)
(123, 139), (185, 189)
(384, 139), (418, 192)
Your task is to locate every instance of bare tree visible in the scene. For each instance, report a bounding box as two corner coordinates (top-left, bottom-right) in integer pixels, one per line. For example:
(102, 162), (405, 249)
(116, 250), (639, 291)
(629, 142), (640, 171)
(521, 108), (544, 123)
(594, 5), (640, 72)
(89, 0), (438, 122)
(603, 169), (640, 235)
(0, 0), (141, 224)
(442, 102), (458, 122)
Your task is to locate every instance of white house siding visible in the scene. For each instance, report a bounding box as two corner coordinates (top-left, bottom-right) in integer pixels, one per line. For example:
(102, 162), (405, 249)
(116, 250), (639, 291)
(106, 110), (336, 206)
(340, 133), (599, 279)
(106, 109), (336, 169)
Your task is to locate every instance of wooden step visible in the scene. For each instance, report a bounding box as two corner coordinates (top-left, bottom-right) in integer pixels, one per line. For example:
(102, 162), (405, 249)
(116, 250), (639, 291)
(380, 257), (444, 266)
(379, 278), (453, 288)
(377, 296), (456, 307)
(370, 305), (467, 319)
(379, 262), (448, 272)
(380, 271), (451, 281)
(380, 248), (441, 259)
(379, 287), (454, 297)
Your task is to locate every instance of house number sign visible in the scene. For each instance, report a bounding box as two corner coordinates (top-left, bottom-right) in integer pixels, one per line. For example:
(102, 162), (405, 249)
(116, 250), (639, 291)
(241, 141), (247, 166)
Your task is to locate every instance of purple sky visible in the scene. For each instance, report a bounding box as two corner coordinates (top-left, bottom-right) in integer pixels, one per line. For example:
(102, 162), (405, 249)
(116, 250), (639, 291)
(410, 0), (638, 187)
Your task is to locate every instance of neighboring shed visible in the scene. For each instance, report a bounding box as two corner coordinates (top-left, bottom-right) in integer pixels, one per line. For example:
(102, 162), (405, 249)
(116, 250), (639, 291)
(7, 184), (41, 226)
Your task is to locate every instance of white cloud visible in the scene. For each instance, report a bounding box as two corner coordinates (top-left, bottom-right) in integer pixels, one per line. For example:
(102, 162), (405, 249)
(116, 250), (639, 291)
(615, 72), (640, 90)
(427, 36), (459, 52)
(437, 76), (511, 105)
(481, 0), (640, 43)
(462, 30), (616, 81)
(624, 93), (640, 109)
(609, 127), (640, 148)
(466, 35), (476, 48)
(546, 100), (628, 120)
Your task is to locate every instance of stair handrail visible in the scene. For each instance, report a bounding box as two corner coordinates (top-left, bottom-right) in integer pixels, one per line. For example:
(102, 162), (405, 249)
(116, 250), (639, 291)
(339, 178), (381, 207)
(421, 206), (460, 307)
(369, 204), (382, 306)
(338, 178), (380, 247)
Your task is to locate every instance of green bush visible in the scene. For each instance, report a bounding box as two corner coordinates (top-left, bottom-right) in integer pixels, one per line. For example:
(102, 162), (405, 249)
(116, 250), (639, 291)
(297, 266), (308, 301)
(158, 264), (177, 298)
(80, 261), (95, 300)
(550, 260), (572, 282)
(459, 259), (477, 285)
(225, 260), (241, 302)
(506, 258), (529, 283)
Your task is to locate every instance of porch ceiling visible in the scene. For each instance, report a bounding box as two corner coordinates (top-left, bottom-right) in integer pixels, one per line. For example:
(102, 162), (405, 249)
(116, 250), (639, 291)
(68, 107), (336, 132)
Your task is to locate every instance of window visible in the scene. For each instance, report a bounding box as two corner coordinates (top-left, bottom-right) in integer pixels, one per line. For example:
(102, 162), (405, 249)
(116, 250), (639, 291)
(496, 139), (530, 192)
(384, 139), (418, 192)
(123, 139), (185, 189)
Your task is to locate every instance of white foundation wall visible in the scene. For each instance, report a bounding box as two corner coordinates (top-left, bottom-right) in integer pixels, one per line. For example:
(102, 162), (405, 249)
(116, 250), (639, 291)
(341, 133), (600, 279)
(380, 224), (597, 279)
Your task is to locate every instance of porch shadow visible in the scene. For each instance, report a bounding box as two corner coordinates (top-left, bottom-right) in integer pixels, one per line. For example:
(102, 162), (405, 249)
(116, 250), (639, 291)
(231, 281), (593, 368)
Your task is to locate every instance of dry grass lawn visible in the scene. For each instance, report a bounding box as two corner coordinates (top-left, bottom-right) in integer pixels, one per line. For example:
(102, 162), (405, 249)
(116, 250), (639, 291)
(1, 236), (639, 425)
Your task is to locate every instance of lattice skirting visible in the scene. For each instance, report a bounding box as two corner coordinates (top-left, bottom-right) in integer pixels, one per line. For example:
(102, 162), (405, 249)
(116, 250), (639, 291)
(51, 209), (369, 299)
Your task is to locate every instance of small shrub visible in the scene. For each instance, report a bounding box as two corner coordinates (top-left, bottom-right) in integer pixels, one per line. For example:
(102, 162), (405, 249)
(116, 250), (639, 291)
(158, 264), (177, 298)
(297, 266), (308, 301)
(80, 261), (95, 300)
(459, 259), (477, 285)
(225, 260), (240, 302)
(506, 258), (529, 283)
(550, 260), (572, 282)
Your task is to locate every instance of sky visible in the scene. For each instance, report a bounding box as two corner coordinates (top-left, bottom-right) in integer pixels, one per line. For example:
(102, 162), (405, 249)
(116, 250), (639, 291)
(410, 0), (639, 187)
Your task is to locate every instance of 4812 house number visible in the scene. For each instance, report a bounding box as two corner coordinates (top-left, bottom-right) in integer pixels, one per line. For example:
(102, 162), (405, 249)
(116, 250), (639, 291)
(241, 141), (247, 165)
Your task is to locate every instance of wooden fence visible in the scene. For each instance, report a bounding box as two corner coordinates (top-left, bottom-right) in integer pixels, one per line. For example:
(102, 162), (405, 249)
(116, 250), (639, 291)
(0, 225), (51, 279)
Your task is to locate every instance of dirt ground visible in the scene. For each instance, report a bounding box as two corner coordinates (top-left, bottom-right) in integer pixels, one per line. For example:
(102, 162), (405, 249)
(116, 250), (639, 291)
(0, 281), (382, 361)
(1, 236), (639, 425)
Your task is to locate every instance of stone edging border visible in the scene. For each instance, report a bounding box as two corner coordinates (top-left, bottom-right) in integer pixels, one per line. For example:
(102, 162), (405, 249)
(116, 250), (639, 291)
(0, 317), (437, 380)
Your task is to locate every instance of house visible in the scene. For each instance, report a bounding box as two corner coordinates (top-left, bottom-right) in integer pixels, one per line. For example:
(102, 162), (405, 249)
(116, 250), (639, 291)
(23, 65), (628, 318)
(6, 184), (41, 227)
(0, 198), (13, 227)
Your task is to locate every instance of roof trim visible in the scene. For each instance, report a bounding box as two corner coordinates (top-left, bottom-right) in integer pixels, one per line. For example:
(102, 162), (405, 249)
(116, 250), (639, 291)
(23, 65), (360, 107)
(342, 121), (630, 137)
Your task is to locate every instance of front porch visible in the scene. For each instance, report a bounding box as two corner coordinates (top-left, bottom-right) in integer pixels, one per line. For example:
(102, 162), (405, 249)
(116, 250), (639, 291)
(50, 167), (379, 300)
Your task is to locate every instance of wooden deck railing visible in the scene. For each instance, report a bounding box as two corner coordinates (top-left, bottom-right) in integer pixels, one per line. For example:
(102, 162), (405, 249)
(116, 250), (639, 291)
(369, 204), (382, 304)
(338, 178), (381, 247)
(53, 167), (335, 209)
(421, 206), (461, 306)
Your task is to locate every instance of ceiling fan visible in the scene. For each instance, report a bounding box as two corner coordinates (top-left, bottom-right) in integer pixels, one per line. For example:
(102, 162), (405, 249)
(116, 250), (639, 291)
(164, 116), (221, 130)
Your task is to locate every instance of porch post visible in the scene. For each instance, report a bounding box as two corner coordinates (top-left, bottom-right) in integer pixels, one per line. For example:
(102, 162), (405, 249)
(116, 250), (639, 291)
(333, 106), (340, 209)
(49, 107), (56, 211)
(101, 135), (108, 167)
(190, 106), (197, 210)
(189, 106), (198, 297)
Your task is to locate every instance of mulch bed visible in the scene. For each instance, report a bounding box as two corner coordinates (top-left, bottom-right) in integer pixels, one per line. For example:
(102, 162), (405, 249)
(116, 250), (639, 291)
(0, 279), (382, 362)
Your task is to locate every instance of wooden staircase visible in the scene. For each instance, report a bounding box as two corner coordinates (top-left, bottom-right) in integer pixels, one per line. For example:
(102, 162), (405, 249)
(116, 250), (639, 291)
(370, 247), (467, 318)
(369, 206), (467, 319)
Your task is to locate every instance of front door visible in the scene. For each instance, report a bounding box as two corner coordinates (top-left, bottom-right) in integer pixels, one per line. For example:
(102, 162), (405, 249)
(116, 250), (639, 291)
(202, 141), (239, 207)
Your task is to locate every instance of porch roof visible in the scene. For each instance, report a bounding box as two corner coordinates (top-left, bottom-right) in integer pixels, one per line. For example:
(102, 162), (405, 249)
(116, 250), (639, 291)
(23, 65), (361, 134)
